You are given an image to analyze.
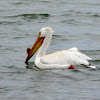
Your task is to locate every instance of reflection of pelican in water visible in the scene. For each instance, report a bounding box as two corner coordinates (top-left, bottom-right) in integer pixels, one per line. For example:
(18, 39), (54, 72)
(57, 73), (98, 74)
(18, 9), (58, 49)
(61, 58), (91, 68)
(25, 27), (96, 70)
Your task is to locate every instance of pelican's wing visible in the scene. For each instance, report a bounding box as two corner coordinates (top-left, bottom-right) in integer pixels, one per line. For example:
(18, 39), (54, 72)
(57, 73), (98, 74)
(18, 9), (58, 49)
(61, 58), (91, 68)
(40, 47), (92, 66)
(67, 47), (78, 52)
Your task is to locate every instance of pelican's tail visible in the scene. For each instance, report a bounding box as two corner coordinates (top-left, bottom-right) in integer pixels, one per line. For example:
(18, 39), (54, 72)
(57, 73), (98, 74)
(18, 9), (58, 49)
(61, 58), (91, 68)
(87, 65), (96, 69)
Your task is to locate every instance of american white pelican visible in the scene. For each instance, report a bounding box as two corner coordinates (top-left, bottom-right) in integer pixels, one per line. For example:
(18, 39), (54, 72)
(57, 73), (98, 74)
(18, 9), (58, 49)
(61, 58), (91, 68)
(25, 27), (96, 69)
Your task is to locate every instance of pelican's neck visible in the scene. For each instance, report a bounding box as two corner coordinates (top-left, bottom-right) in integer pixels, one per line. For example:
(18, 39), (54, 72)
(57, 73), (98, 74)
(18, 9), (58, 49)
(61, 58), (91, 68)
(36, 34), (52, 58)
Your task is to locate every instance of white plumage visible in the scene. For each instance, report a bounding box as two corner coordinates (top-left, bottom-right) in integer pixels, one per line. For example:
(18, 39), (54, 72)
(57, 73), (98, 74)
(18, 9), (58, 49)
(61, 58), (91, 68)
(40, 47), (91, 66)
(26, 27), (96, 70)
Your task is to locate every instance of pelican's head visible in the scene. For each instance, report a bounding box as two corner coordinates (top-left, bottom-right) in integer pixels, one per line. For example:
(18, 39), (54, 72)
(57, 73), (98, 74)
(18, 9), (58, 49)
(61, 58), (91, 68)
(25, 27), (54, 65)
(39, 27), (54, 37)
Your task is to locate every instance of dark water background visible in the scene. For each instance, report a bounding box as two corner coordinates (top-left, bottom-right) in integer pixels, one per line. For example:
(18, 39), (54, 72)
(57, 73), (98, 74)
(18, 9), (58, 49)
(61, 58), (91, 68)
(0, 0), (100, 100)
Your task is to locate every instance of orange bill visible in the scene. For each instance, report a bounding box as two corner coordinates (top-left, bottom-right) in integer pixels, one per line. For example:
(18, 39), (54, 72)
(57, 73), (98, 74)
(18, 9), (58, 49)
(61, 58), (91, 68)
(25, 34), (45, 65)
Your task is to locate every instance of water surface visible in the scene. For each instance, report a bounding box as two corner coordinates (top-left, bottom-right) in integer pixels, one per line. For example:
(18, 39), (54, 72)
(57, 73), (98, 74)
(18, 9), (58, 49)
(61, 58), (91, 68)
(0, 0), (100, 100)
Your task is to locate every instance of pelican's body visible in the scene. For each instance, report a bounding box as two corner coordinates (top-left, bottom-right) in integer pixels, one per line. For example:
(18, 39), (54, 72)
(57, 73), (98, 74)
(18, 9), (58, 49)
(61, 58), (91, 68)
(25, 27), (96, 69)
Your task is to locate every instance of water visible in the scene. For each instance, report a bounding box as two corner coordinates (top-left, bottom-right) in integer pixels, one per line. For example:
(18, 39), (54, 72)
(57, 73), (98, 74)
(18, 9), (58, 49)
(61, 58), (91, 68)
(0, 0), (100, 100)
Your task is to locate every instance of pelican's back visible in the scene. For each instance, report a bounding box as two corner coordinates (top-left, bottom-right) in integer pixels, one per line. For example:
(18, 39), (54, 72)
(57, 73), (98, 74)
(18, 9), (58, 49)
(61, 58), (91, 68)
(40, 47), (92, 66)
